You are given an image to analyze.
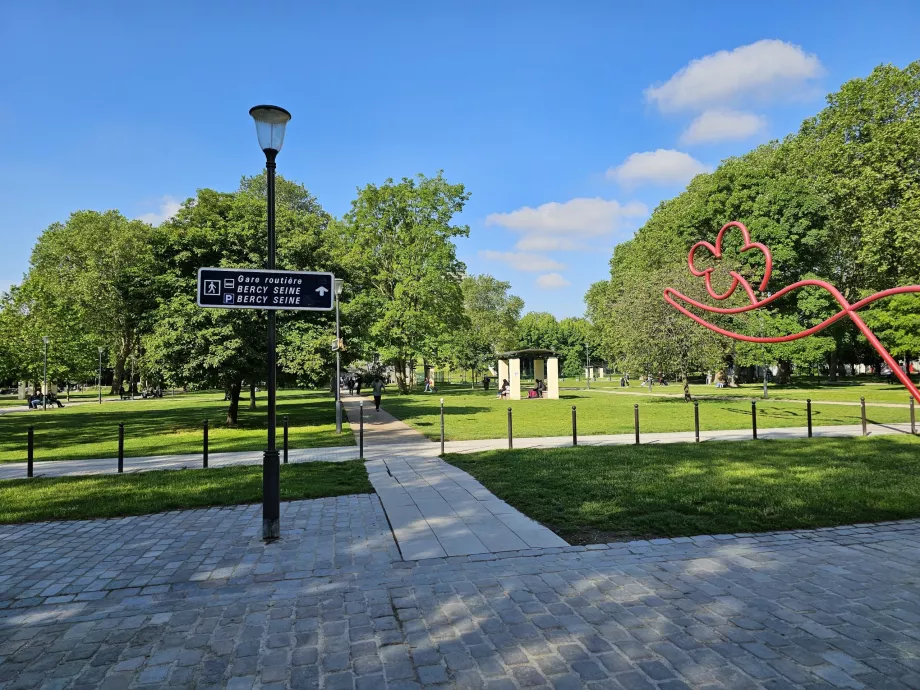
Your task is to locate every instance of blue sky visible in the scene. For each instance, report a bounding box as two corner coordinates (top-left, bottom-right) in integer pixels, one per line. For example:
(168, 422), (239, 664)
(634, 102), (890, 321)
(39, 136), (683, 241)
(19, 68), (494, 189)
(2, 1), (919, 317)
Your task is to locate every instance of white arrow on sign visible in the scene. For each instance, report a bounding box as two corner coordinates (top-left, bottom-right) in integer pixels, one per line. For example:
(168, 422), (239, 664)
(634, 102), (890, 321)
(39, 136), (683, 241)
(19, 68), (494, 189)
(316, 286), (329, 296)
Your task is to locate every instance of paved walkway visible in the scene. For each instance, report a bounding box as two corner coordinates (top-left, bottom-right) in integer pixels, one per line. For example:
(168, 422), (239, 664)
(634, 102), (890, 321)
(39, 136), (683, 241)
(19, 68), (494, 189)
(1, 498), (919, 689)
(0, 446), (360, 481)
(567, 385), (916, 409)
(343, 400), (567, 561)
(442, 421), (918, 454)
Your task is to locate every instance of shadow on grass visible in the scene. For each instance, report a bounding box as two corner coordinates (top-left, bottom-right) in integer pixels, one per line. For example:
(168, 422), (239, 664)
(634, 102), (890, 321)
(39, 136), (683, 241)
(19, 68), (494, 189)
(0, 460), (373, 524)
(447, 435), (920, 544)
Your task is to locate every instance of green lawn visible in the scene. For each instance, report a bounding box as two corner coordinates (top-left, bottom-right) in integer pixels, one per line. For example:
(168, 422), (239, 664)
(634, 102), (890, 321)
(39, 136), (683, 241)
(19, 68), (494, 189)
(383, 385), (915, 441)
(0, 460), (372, 524)
(0, 389), (352, 463)
(570, 377), (917, 405)
(447, 435), (920, 544)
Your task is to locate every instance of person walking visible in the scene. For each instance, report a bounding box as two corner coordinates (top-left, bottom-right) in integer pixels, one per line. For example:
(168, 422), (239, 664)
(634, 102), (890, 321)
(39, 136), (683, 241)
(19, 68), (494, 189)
(354, 373), (362, 395)
(371, 377), (385, 412)
(347, 376), (355, 396)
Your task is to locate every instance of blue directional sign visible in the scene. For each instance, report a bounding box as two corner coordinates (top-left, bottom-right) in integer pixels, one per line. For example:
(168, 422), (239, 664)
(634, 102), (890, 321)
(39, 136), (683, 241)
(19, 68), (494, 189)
(197, 268), (335, 311)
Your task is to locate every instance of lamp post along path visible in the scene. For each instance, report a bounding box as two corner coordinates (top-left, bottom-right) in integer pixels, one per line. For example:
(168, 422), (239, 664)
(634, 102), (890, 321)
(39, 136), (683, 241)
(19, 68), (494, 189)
(334, 278), (345, 434)
(42, 336), (49, 411)
(98, 347), (104, 404)
(250, 104), (291, 541)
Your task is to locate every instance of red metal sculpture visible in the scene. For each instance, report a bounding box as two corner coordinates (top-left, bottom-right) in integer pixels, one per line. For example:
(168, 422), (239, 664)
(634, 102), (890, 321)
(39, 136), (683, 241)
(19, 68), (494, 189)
(663, 221), (920, 401)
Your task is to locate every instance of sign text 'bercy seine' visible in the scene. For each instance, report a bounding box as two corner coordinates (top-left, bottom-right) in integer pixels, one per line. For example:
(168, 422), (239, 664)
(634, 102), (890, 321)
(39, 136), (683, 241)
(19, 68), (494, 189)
(197, 268), (335, 311)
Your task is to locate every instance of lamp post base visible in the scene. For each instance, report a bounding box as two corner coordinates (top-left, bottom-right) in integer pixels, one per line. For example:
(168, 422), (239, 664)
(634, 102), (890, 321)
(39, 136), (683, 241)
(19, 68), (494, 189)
(262, 517), (280, 540)
(262, 448), (280, 540)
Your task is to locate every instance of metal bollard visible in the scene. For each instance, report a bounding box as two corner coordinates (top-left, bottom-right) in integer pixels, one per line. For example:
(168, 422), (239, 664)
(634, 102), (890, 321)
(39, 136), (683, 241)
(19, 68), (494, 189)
(910, 396), (916, 435)
(751, 400), (757, 440)
(807, 399), (812, 438)
(118, 423), (124, 473)
(359, 401), (364, 460)
(694, 401), (700, 443)
(634, 404), (640, 445)
(440, 398), (445, 456)
(27, 426), (34, 478)
(572, 406), (577, 447)
(507, 407), (513, 450)
(203, 419), (209, 468)
(861, 397), (867, 436)
(283, 415), (289, 464)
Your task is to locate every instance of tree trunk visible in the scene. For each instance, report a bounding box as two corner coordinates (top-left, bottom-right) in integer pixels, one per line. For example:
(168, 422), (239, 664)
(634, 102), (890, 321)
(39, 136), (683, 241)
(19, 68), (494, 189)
(249, 381), (257, 409)
(226, 378), (243, 426)
(111, 354), (126, 395)
(829, 349), (838, 382)
(682, 374), (691, 402)
(394, 358), (410, 394)
(777, 359), (792, 384)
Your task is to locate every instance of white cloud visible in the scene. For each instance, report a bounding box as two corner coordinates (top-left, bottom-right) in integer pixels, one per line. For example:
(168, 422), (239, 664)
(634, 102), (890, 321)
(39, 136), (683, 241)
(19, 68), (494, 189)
(645, 39), (823, 113)
(608, 149), (711, 187)
(536, 273), (570, 289)
(680, 109), (767, 144)
(479, 251), (566, 273)
(136, 196), (182, 225)
(485, 197), (648, 251)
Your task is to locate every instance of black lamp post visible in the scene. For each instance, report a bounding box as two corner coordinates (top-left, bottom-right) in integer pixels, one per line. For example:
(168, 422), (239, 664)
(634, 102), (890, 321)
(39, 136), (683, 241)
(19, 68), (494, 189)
(42, 336), (49, 411)
(249, 104), (291, 541)
(98, 347), (104, 404)
(335, 278), (345, 433)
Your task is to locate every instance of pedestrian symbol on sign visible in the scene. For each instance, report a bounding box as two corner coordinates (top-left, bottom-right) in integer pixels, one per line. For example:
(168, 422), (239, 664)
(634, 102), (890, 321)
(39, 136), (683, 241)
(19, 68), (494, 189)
(204, 280), (220, 295)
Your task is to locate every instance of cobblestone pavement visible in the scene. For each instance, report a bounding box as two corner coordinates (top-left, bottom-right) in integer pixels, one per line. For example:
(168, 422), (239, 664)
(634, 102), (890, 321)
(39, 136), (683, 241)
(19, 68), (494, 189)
(2, 496), (920, 689)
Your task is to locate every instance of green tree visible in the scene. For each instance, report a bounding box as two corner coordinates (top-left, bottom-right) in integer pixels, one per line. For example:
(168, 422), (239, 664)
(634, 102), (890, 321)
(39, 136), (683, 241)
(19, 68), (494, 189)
(147, 175), (337, 424)
(447, 275), (524, 375)
(17, 210), (155, 393)
(338, 173), (470, 393)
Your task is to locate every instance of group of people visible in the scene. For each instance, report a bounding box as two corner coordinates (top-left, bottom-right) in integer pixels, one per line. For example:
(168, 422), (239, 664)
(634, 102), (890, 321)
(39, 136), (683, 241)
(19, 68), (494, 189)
(343, 374), (363, 395)
(495, 378), (547, 399)
(27, 392), (64, 409)
(339, 373), (387, 411)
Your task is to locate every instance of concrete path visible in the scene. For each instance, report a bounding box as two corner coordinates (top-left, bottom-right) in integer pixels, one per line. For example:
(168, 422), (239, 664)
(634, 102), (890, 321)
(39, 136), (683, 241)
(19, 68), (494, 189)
(2, 498), (920, 689)
(443, 421), (918, 454)
(342, 399), (567, 561)
(0, 446), (359, 481)
(567, 384), (917, 408)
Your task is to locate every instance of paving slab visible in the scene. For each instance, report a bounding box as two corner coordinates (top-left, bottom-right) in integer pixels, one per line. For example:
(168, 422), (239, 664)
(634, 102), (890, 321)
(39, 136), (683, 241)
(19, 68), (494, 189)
(343, 398), (568, 559)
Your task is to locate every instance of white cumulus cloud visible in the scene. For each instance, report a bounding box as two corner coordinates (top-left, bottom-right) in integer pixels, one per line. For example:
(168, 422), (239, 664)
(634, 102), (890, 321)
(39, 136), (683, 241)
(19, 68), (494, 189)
(485, 197), (648, 251)
(536, 273), (571, 289)
(136, 196), (182, 226)
(478, 251), (566, 273)
(680, 109), (767, 144)
(645, 39), (823, 113)
(607, 149), (710, 188)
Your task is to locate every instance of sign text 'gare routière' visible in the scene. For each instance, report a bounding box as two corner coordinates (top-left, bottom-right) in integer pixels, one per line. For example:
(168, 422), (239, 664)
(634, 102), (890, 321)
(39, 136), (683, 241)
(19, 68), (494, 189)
(197, 268), (335, 311)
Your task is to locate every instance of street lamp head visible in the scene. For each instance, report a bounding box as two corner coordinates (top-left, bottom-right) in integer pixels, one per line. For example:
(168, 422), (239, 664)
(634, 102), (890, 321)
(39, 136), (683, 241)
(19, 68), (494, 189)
(98, 347), (104, 354)
(42, 336), (50, 345)
(249, 105), (291, 155)
(334, 278), (345, 297)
